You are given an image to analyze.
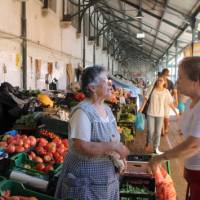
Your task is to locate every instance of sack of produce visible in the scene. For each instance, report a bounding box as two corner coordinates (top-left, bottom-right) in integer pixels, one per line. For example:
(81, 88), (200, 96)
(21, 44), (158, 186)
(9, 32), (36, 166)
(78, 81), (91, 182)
(154, 165), (176, 200)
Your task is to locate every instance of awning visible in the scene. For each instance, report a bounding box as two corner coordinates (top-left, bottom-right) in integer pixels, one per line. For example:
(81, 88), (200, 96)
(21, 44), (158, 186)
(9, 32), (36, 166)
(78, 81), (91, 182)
(109, 75), (141, 97)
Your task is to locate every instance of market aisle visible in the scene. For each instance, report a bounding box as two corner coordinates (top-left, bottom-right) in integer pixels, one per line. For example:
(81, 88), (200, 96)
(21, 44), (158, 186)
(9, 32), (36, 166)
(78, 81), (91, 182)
(128, 117), (187, 200)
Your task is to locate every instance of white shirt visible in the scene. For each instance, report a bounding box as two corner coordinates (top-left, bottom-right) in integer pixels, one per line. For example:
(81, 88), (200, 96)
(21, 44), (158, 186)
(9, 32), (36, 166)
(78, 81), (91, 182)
(147, 88), (173, 117)
(119, 96), (126, 104)
(70, 109), (109, 142)
(179, 99), (200, 170)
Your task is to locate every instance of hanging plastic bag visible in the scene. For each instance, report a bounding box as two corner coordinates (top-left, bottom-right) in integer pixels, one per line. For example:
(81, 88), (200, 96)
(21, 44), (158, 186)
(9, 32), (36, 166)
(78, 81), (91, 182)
(135, 112), (145, 131)
(154, 165), (176, 200)
(178, 101), (185, 112)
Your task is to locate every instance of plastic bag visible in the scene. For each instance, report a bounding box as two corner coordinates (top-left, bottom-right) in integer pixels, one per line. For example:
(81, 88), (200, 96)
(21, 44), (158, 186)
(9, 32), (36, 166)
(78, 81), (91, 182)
(135, 112), (145, 131)
(154, 165), (176, 200)
(178, 101), (185, 112)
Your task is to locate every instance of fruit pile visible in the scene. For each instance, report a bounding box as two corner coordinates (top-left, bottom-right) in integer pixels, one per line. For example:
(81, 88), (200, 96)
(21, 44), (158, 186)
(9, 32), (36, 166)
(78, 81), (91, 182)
(0, 134), (37, 154)
(121, 127), (134, 143)
(120, 113), (136, 122)
(38, 129), (59, 140)
(74, 92), (85, 102)
(1, 190), (38, 200)
(27, 137), (69, 173)
(0, 129), (69, 174)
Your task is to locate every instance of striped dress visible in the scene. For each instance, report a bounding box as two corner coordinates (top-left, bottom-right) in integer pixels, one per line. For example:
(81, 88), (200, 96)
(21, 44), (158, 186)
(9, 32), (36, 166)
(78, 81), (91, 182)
(55, 100), (120, 200)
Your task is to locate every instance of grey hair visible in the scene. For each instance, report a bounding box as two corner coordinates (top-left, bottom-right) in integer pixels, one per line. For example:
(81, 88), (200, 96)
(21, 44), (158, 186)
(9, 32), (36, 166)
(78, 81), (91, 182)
(81, 65), (106, 97)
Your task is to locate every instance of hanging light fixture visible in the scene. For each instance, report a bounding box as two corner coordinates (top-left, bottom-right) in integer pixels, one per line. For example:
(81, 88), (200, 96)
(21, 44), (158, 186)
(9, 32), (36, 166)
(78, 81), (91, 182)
(135, 0), (143, 19)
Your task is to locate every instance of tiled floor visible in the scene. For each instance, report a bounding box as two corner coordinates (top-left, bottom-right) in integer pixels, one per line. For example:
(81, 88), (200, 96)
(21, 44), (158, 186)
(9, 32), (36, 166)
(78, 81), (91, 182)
(127, 117), (187, 200)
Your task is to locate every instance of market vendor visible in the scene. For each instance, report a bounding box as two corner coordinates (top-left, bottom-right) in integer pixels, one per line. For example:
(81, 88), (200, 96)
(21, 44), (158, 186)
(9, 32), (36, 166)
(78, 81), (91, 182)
(149, 56), (200, 200)
(55, 65), (129, 200)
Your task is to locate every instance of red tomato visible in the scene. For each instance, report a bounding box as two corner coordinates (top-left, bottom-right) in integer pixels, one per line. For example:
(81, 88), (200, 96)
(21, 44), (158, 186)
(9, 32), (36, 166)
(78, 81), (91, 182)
(15, 146), (25, 153)
(44, 154), (52, 162)
(35, 163), (45, 171)
(0, 141), (7, 148)
(35, 146), (46, 155)
(23, 138), (31, 145)
(23, 143), (30, 149)
(28, 136), (37, 146)
(44, 164), (54, 173)
(6, 144), (15, 153)
(62, 139), (69, 148)
(37, 138), (48, 147)
(33, 156), (43, 163)
(46, 142), (56, 153)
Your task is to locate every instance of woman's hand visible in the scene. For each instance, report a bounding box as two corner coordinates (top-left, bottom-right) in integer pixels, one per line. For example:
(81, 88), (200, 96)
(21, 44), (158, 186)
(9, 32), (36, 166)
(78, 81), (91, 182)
(138, 108), (142, 113)
(114, 142), (129, 159)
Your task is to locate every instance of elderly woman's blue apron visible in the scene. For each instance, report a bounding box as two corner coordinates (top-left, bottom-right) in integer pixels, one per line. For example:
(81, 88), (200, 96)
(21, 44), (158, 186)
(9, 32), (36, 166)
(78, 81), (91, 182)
(55, 101), (120, 200)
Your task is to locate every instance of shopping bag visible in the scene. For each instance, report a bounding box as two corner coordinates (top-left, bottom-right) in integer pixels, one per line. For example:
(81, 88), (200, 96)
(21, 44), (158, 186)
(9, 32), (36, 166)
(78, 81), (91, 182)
(135, 112), (145, 131)
(178, 101), (185, 112)
(154, 165), (176, 200)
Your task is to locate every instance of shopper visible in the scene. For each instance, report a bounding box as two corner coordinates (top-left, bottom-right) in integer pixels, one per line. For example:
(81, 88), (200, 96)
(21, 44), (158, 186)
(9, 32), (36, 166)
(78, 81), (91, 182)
(149, 56), (200, 200)
(161, 68), (178, 135)
(139, 75), (178, 154)
(55, 65), (129, 200)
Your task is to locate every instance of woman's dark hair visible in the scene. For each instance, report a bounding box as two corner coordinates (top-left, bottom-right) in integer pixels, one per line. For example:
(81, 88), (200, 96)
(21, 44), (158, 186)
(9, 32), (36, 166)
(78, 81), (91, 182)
(179, 56), (200, 81)
(81, 65), (106, 97)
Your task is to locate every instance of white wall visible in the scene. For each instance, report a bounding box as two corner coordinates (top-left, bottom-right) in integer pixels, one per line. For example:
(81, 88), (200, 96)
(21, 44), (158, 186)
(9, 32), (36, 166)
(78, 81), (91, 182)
(0, 0), (118, 90)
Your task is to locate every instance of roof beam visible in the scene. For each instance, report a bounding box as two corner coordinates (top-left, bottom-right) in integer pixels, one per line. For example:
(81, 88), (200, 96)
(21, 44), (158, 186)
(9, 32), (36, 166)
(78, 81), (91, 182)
(147, 0), (189, 18)
(120, 0), (185, 31)
(111, 25), (164, 53)
(119, 39), (159, 59)
(100, 5), (171, 44)
(150, 0), (169, 57)
(158, 1), (200, 60)
(98, 5), (172, 39)
(100, 12), (163, 56)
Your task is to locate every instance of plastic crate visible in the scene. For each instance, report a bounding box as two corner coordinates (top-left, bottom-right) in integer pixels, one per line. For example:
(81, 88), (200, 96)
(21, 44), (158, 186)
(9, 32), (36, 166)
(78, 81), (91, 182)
(0, 176), (6, 182)
(124, 155), (152, 177)
(0, 180), (58, 200)
(120, 176), (156, 200)
(10, 153), (63, 179)
(127, 154), (171, 175)
(127, 155), (152, 162)
(39, 117), (68, 138)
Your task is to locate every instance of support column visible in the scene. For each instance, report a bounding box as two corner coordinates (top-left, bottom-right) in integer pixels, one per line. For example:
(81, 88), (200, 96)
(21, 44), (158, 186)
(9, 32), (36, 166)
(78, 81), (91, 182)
(112, 59), (114, 75)
(82, 13), (86, 68)
(166, 50), (169, 68)
(174, 40), (178, 80)
(21, 1), (27, 89)
(93, 43), (96, 66)
(191, 17), (196, 56)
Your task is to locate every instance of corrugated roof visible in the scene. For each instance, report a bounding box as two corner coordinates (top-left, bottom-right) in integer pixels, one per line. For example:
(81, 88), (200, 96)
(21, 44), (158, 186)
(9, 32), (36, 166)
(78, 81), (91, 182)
(96, 0), (200, 64)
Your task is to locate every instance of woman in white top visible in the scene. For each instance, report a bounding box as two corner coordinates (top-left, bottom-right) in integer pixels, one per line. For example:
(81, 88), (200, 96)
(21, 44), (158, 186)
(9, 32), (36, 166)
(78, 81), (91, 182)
(150, 57), (200, 200)
(140, 75), (177, 154)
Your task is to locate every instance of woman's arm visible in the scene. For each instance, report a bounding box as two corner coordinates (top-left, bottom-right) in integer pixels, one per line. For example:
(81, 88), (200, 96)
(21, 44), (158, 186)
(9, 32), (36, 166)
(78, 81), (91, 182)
(172, 88), (178, 107)
(150, 136), (200, 167)
(138, 97), (147, 112)
(73, 139), (129, 159)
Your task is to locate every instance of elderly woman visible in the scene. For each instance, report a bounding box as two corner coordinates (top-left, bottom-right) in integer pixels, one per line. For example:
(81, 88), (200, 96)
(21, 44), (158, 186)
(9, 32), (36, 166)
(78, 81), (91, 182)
(55, 66), (129, 200)
(149, 57), (200, 200)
